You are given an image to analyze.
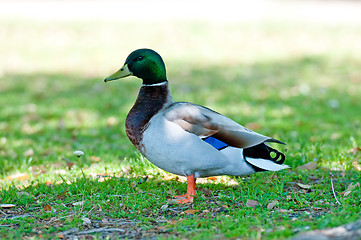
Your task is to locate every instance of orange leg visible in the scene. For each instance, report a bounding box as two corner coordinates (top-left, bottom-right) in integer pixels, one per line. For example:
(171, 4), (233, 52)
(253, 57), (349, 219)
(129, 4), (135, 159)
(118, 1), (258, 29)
(173, 174), (196, 204)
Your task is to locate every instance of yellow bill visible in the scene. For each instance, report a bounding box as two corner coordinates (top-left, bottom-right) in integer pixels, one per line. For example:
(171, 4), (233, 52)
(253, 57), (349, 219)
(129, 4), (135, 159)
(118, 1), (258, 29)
(104, 64), (132, 82)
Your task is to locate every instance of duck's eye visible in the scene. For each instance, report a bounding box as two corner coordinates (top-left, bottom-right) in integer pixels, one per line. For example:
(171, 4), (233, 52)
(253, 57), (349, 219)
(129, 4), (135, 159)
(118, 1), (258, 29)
(137, 56), (144, 61)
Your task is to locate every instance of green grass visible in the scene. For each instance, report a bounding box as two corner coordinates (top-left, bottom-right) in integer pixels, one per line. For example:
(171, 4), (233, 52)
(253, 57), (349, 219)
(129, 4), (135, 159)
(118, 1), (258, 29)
(0, 17), (361, 239)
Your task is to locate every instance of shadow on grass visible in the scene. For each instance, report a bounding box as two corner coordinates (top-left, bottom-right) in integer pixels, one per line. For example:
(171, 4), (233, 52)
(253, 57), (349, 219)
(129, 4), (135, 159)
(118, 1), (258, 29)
(0, 55), (360, 176)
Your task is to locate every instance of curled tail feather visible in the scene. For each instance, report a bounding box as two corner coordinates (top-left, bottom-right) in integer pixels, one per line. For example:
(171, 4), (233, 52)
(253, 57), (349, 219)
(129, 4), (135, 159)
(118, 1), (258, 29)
(243, 143), (288, 172)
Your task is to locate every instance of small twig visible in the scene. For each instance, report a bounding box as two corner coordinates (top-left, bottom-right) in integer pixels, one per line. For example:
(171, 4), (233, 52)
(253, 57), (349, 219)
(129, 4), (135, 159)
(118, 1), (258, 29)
(85, 205), (96, 216)
(330, 173), (341, 205)
(7, 214), (33, 219)
(58, 215), (73, 220)
(78, 227), (125, 234)
(0, 209), (8, 216)
(80, 168), (89, 184)
(58, 228), (79, 236)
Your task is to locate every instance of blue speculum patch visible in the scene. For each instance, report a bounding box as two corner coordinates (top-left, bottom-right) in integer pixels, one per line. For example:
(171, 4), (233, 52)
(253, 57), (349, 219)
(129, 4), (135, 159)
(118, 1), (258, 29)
(203, 136), (228, 150)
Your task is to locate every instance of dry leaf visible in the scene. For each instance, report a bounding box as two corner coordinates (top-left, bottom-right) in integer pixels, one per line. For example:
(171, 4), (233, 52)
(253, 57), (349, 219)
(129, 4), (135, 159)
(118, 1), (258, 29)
(90, 156), (101, 162)
(82, 217), (91, 225)
(352, 161), (361, 171)
(347, 146), (361, 154)
(45, 180), (53, 186)
(72, 201), (84, 206)
(296, 183), (312, 189)
(201, 188), (212, 196)
(66, 162), (75, 170)
(6, 173), (30, 181)
(343, 182), (360, 196)
(166, 220), (178, 225)
(106, 116), (118, 126)
(102, 218), (109, 224)
(1, 204), (16, 208)
(21, 123), (38, 134)
(55, 191), (69, 200)
(57, 233), (65, 239)
(184, 209), (199, 214)
(44, 204), (52, 212)
(296, 161), (317, 170)
(160, 204), (169, 211)
(246, 199), (260, 208)
(163, 174), (176, 181)
(30, 165), (47, 175)
(267, 200), (279, 210)
(23, 148), (34, 157)
(278, 209), (291, 213)
(207, 176), (217, 181)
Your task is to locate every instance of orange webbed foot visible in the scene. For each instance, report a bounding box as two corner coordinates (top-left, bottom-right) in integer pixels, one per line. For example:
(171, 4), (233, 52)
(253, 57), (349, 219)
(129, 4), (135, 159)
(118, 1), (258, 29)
(174, 195), (194, 204)
(172, 174), (196, 204)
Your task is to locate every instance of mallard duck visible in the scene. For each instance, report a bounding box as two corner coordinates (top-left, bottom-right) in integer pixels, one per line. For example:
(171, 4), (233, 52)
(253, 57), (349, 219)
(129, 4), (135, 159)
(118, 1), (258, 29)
(104, 48), (288, 204)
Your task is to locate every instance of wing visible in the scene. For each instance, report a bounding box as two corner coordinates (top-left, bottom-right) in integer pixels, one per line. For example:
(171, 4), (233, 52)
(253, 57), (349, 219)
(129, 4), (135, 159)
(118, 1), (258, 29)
(164, 102), (284, 149)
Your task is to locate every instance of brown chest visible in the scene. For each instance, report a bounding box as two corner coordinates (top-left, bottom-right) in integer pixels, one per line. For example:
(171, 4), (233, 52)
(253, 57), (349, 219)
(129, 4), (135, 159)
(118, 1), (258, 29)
(125, 83), (170, 151)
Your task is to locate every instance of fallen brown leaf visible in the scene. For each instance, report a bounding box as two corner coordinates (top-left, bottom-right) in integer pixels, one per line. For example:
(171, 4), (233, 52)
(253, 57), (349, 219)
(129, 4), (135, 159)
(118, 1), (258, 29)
(206, 176), (217, 181)
(90, 156), (101, 162)
(23, 148), (34, 157)
(267, 200), (279, 210)
(278, 209), (291, 213)
(246, 199), (260, 208)
(296, 183), (312, 189)
(56, 191), (69, 200)
(44, 204), (52, 212)
(21, 123), (39, 134)
(72, 201), (84, 206)
(57, 233), (65, 239)
(106, 116), (118, 126)
(347, 146), (361, 154)
(30, 165), (47, 175)
(163, 174), (176, 181)
(343, 182), (360, 197)
(184, 209), (199, 214)
(6, 173), (30, 181)
(102, 218), (109, 224)
(352, 161), (361, 171)
(201, 188), (212, 196)
(297, 161), (317, 170)
(81, 217), (91, 225)
(45, 180), (53, 186)
(166, 220), (178, 225)
(66, 162), (75, 170)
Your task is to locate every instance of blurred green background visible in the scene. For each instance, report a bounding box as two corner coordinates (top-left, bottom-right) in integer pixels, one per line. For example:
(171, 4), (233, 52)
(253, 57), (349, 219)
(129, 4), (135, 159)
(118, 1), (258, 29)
(0, 0), (361, 177)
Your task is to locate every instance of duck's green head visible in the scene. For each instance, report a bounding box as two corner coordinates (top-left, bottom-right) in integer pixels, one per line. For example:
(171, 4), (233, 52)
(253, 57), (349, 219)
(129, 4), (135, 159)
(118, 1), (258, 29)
(104, 48), (167, 85)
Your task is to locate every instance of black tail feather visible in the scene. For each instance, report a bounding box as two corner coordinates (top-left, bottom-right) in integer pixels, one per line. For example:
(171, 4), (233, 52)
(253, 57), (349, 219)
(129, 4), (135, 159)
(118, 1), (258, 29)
(265, 138), (286, 145)
(243, 143), (285, 165)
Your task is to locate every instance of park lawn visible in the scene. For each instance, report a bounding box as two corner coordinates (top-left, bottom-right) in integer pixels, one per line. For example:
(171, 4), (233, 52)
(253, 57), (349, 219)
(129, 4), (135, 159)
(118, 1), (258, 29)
(0, 18), (361, 239)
